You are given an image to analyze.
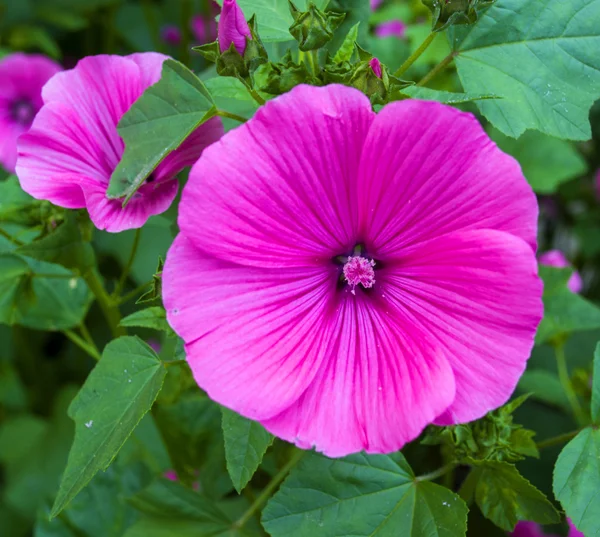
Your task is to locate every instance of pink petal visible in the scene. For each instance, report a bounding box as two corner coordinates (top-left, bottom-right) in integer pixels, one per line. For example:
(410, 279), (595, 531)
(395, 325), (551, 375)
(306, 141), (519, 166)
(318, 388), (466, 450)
(377, 229), (542, 425)
(539, 250), (582, 293)
(163, 235), (338, 421)
(127, 52), (170, 89)
(509, 521), (548, 537)
(83, 180), (178, 233)
(262, 294), (455, 457)
(179, 84), (375, 268)
(568, 518), (585, 537)
(357, 99), (538, 259)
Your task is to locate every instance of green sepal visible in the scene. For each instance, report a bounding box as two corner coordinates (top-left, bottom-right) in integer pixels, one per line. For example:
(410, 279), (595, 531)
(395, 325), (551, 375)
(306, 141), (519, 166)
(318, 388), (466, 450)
(137, 257), (164, 304)
(193, 40), (220, 63)
(257, 50), (318, 96)
(422, 0), (496, 31)
(288, 0), (346, 51)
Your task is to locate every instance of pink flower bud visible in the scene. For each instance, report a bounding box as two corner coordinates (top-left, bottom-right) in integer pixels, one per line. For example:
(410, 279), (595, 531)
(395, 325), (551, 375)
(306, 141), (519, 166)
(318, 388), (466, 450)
(369, 57), (382, 78)
(218, 0), (252, 55)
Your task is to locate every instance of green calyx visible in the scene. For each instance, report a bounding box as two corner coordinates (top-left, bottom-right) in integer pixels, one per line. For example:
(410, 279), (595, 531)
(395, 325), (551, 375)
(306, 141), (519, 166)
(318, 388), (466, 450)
(423, 394), (539, 464)
(288, 1), (345, 51)
(422, 0), (496, 31)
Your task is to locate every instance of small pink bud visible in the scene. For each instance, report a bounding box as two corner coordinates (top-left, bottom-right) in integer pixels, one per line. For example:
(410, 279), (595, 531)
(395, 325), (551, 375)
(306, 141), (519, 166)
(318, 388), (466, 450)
(218, 0), (252, 55)
(369, 57), (382, 78)
(161, 25), (182, 46)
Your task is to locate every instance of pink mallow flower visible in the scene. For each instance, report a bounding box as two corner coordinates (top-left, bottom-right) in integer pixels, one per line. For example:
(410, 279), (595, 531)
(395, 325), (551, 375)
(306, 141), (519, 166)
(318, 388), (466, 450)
(163, 84), (542, 457)
(509, 519), (583, 537)
(371, 0), (383, 10)
(16, 54), (223, 233)
(0, 53), (61, 173)
(161, 25), (182, 46)
(539, 249), (582, 293)
(218, 0), (251, 54)
(375, 20), (407, 39)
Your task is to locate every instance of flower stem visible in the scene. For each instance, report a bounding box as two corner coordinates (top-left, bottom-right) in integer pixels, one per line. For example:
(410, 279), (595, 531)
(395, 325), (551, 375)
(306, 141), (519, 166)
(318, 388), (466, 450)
(63, 329), (101, 361)
(417, 51), (455, 87)
(234, 449), (304, 529)
(164, 359), (188, 368)
(114, 228), (142, 297)
(416, 462), (457, 482)
(0, 227), (24, 246)
(554, 341), (586, 426)
(536, 429), (581, 450)
(84, 269), (125, 339)
(394, 32), (437, 78)
(117, 279), (154, 306)
(79, 322), (100, 356)
(217, 109), (248, 123)
(246, 86), (266, 106)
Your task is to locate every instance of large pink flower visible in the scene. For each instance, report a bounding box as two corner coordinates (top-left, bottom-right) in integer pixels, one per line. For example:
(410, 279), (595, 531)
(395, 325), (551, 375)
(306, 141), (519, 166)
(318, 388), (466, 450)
(163, 84), (542, 457)
(509, 519), (583, 537)
(16, 53), (223, 233)
(0, 53), (61, 173)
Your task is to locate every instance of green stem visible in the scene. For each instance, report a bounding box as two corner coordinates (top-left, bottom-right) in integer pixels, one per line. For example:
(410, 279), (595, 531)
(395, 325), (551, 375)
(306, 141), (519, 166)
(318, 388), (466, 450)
(417, 51), (455, 87)
(246, 86), (266, 106)
(394, 32), (437, 78)
(32, 273), (76, 279)
(114, 228), (142, 297)
(84, 269), (125, 338)
(416, 462), (457, 482)
(217, 109), (248, 123)
(554, 341), (586, 426)
(537, 429), (581, 450)
(64, 329), (101, 361)
(117, 279), (154, 306)
(234, 450), (304, 529)
(0, 226), (24, 246)
(79, 323), (100, 357)
(164, 359), (188, 368)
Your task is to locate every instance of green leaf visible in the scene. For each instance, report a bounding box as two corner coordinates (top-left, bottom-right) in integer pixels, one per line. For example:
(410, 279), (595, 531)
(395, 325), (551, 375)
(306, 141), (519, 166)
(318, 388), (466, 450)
(489, 129), (587, 193)
(262, 452), (468, 537)
(450, 0), (600, 140)
(106, 60), (217, 202)
(471, 461), (560, 531)
(126, 479), (261, 536)
(221, 408), (273, 493)
(536, 265), (600, 344)
(553, 427), (600, 537)
(50, 336), (166, 519)
(517, 369), (571, 412)
(17, 213), (95, 271)
(0, 175), (37, 224)
(593, 343), (600, 424)
(120, 307), (170, 332)
(214, 0), (328, 42)
(400, 86), (497, 104)
(0, 254), (91, 331)
(332, 22), (359, 63)
(8, 25), (61, 59)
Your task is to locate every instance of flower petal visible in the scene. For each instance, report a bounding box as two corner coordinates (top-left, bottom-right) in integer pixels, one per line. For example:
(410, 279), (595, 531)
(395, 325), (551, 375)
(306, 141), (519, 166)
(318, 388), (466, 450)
(261, 294), (455, 457)
(163, 234), (338, 420)
(377, 229), (542, 425)
(83, 180), (178, 232)
(357, 99), (538, 259)
(179, 84), (375, 268)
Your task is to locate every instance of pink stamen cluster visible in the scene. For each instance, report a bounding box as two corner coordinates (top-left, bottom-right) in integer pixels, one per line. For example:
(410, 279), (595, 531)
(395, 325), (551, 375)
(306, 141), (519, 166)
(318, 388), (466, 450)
(343, 255), (376, 294)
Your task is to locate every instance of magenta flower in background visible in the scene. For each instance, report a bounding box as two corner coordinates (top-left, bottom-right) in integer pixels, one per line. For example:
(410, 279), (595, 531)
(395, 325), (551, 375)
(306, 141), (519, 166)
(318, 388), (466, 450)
(375, 20), (407, 39)
(161, 25), (182, 46)
(218, 0), (251, 54)
(595, 168), (600, 199)
(0, 53), (61, 173)
(191, 14), (218, 44)
(16, 53), (223, 233)
(509, 519), (583, 537)
(371, 0), (383, 10)
(369, 57), (383, 78)
(539, 249), (582, 293)
(163, 84), (541, 457)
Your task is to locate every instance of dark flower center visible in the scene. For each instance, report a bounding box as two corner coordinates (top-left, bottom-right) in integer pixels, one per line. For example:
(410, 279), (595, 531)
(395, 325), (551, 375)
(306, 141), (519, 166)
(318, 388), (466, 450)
(10, 99), (36, 126)
(334, 245), (377, 294)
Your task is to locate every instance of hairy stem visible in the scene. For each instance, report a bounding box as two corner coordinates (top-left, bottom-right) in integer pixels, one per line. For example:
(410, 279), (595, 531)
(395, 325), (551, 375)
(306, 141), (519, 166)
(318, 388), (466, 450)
(417, 52), (455, 87)
(217, 109), (248, 123)
(234, 450), (304, 529)
(554, 341), (586, 426)
(114, 228), (142, 297)
(84, 269), (125, 339)
(64, 329), (101, 361)
(416, 462), (457, 482)
(394, 32), (437, 78)
(537, 429), (581, 450)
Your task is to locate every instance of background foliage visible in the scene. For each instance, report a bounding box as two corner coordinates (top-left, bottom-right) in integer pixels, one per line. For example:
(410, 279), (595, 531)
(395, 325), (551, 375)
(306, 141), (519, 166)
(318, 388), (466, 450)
(2, 0), (600, 535)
